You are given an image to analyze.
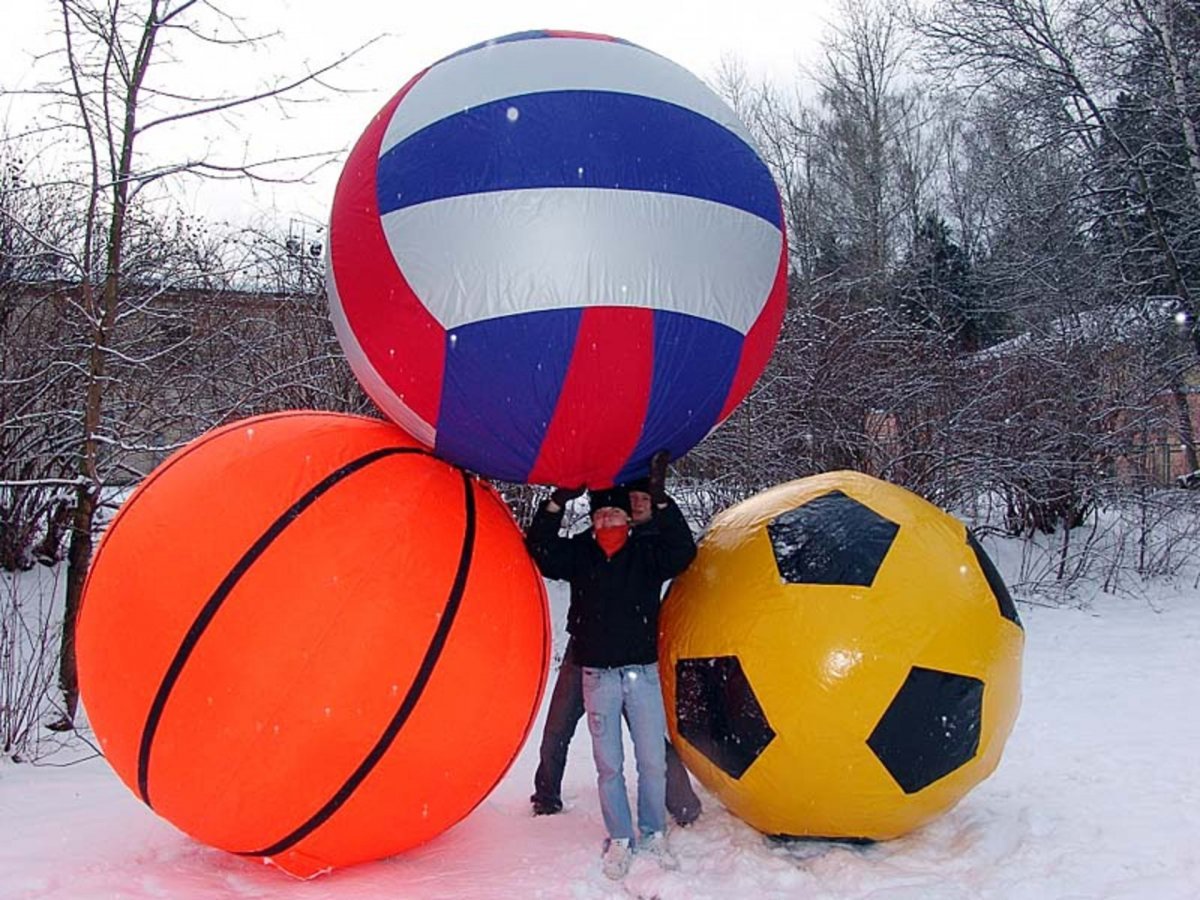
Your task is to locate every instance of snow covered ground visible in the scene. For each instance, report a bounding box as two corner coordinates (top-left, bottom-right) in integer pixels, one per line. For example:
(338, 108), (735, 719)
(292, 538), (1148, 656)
(2, 567), (1198, 899)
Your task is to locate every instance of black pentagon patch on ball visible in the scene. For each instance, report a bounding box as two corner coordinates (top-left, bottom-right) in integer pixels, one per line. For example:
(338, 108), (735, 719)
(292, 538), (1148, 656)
(767, 490), (900, 587)
(676, 656), (776, 780)
(966, 530), (1022, 629)
(867, 666), (984, 794)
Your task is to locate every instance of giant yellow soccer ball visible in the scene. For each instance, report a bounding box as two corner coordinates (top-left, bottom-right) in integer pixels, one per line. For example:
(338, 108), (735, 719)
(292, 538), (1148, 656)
(659, 471), (1024, 840)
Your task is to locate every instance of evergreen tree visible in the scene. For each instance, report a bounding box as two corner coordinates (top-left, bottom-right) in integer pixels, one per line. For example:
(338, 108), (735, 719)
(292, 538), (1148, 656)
(896, 211), (1000, 351)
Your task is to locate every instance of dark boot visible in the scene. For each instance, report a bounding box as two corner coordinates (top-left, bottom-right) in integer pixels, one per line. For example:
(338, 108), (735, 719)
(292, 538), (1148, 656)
(665, 738), (701, 825)
(530, 794), (563, 816)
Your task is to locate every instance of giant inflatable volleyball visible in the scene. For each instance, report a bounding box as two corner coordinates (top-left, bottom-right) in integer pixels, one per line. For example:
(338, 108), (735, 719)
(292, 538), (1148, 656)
(327, 31), (787, 487)
(77, 413), (550, 877)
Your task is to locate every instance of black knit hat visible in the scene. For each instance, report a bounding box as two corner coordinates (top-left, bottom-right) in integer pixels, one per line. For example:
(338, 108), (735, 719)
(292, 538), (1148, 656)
(588, 486), (632, 516)
(624, 476), (651, 495)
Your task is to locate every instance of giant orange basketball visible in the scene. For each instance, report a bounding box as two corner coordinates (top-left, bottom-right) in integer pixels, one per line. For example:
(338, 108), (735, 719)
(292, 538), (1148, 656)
(76, 411), (549, 877)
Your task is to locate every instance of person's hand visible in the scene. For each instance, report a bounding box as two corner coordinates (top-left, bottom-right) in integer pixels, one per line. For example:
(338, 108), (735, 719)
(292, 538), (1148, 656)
(647, 450), (670, 505)
(549, 485), (585, 508)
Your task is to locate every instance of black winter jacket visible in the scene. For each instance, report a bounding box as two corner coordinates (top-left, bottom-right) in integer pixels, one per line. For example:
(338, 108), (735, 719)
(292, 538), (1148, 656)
(525, 498), (697, 668)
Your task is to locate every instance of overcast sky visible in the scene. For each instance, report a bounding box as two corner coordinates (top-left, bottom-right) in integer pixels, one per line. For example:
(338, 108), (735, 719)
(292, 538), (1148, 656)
(1, 1), (836, 229)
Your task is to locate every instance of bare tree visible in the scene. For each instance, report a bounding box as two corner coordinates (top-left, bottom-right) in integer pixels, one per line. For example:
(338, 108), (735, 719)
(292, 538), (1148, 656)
(6, 0), (375, 729)
(912, 0), (1200, 469)
(691, 2), (1195, 572)
(0, 147), (80, 574)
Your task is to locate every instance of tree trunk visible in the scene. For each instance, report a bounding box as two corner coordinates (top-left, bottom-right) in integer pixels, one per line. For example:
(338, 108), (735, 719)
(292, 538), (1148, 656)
(51, 486), (96, 728)
(1169, 382), (1200, 475)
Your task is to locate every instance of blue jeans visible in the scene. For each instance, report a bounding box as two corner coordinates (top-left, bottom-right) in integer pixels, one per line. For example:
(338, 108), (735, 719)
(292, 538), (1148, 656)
(582, 663), (668, 842)
(532, 639), (701, 823)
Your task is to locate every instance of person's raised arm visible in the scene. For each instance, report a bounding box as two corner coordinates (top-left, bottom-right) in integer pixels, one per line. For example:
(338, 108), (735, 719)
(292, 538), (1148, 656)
(643, 495), (696, 580)
(525, 485), (585, 580)
(641, 452), (696, 579)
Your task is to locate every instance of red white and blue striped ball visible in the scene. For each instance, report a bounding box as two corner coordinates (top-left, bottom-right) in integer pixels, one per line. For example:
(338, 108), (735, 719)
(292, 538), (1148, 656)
(327, 30), (787, 487)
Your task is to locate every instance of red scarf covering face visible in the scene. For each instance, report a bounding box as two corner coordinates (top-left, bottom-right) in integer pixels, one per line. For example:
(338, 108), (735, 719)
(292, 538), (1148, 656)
(595, 525), (629, 558)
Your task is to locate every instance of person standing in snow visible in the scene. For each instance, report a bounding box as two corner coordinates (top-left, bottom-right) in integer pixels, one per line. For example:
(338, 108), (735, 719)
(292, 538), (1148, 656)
(529, 472), (702, 826)
(525, 451), (696, 880)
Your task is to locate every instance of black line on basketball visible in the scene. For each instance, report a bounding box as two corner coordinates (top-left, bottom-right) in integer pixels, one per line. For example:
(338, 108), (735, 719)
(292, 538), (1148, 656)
(241, 467), (478, 858)
(136, 446), (428, 807)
